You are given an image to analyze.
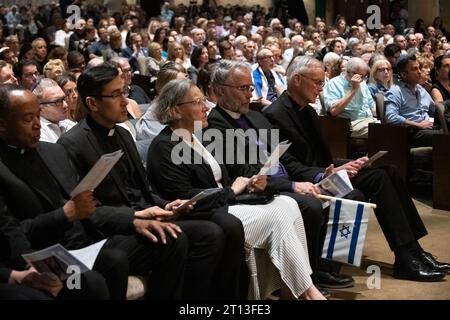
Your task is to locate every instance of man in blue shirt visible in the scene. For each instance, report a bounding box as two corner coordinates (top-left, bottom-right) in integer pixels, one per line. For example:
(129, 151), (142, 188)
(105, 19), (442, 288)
(385, 55), (441, 147)
(323, 57), (378, 138)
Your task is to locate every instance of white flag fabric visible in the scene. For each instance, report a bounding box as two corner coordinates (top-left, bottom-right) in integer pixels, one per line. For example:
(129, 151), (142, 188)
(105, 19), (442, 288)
(322, 198), (372, 266)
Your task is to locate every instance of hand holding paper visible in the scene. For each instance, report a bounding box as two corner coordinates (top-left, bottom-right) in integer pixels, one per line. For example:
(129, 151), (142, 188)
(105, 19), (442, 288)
(175, 188), (223, 211)
(70, 150), (123, 197)
(258, 141), (291, 176)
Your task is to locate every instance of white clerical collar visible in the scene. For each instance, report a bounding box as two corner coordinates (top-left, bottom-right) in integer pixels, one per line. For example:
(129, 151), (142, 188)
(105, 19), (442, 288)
(7, 143), (26, 155)
(221, 107), (241, 120)
(108, 128), (115, 136)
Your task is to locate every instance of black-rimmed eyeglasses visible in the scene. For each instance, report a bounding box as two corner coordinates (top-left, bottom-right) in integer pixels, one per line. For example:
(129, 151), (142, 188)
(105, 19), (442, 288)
(40, 97), (66, 107)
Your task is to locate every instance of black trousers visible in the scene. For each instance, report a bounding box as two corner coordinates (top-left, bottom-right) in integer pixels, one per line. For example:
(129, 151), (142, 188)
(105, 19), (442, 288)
(0, 283), (52, 300)
(105, 220), (225, 300)
(103, 230), (188, 300)
(93, 248), (129, 300)
(208, 212), (245, 300)
(175, 220), (226, 300)
(410, 128), (442, 148)
(351, 166), (428, 251)
(0, 270), (110, 300)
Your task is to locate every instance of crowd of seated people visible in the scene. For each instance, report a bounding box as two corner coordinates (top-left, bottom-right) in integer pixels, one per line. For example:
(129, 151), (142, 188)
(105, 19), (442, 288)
(0, 1), (449, 300)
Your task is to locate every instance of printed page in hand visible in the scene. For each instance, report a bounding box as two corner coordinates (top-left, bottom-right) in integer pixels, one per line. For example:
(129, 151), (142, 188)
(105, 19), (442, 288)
(22, 244), (90, 280)
(316, 170), (354, 198)
(70, 150), (123, 197)
(258, 141), (291, 176)
(176, 188), (223, 211)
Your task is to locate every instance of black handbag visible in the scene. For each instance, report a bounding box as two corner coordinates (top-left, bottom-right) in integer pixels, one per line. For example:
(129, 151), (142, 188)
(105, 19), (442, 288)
(234, 192), (275, 205)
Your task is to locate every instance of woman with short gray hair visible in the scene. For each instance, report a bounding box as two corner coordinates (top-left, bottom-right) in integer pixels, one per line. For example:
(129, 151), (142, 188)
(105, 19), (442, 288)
(149, 78), (326, 300)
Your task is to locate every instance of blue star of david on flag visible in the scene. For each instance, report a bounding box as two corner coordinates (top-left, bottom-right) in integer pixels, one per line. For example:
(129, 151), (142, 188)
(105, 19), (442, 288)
(322, 199), (372, 266)
(339, 225), (351, 239)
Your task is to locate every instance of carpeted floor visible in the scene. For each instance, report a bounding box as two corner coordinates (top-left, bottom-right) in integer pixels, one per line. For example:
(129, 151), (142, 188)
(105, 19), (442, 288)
(329, 200), (450, 300)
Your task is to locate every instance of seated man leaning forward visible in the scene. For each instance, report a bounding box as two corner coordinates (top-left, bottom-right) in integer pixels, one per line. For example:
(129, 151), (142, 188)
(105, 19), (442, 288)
(323, 57), (379, 138)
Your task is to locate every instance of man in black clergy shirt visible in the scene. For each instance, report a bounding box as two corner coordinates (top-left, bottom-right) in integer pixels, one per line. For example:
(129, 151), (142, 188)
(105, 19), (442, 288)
(0, 84), (189, 299)
(58, 64), (245, 300)
(207, 60), (354, 294)
(0, 183), (111, 300)
(263, 55), (449, 281)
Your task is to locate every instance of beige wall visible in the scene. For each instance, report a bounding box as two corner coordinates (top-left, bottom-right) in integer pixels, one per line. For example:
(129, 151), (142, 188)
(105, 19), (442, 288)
(408, 0), (439, 26)
(172, 0), (316, 22)
(174, 0), (271, 6)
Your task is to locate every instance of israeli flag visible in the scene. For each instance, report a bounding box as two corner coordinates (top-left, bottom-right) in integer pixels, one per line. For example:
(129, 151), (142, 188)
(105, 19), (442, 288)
(322, 198), (372, 266)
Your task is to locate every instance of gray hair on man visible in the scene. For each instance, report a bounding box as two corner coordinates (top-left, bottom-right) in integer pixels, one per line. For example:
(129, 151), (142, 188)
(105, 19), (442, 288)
(109, 56), (128, 65)
(211, 60), (252, 88)
(32, 78), (60, 101)
(345, 57), (369, 76)
(286, 55), (324, 84)
(323, 52), (341, 68)
(347, 37), (360, 50)
(154, 79), (196, 124)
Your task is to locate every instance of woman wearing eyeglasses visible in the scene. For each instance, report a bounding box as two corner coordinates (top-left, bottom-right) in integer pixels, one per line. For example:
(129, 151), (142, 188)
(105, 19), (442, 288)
(147, 79), (326, 300)
(368, 59), (394, 99)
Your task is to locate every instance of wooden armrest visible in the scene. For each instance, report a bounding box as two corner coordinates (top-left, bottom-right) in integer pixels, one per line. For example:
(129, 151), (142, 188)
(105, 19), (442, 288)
(319, 115), (351, 159)
(368, 122), (410, 178)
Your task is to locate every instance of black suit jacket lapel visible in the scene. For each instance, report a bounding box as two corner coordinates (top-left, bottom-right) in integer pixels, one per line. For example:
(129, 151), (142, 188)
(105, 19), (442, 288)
(38, 143), (75, 197)
(116, 129), (152, 198)
(83, 123), (131, 203)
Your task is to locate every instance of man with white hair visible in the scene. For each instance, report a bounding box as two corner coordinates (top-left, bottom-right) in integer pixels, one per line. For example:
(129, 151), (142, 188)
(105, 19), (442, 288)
(345, 38), (363, 58)
(243, 13), (257, 35)
(322, 52), (341, 80)
(233, 35), (248, 52)
(252, 48), (286, 109)
(33, 78), (75, 143)
(264, 55), (449, 282)
(323, 57), (378, 138)
(191, 28), (206, 48)
(282, 35), (304, 69)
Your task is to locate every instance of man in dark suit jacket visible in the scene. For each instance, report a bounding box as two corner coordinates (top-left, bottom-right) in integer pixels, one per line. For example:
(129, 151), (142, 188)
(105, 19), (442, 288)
(0, 186), (110, 300)
(263, 55), (449, 281)
(0, 84), (189, 299)
(58, 64), (244, 300)
(207, 60), (356, 293)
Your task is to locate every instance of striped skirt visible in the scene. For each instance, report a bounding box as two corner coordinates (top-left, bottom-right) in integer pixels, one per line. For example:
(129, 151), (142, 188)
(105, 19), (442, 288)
(228, 195), (312, 300)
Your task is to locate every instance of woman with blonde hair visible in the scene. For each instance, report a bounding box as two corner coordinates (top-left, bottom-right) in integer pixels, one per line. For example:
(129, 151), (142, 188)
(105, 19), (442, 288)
(368, 59), (394, 98)
(167, 42), (187, 68)
(146, 42), (165, 80)
(147, 19), (161, 41)
(43, 59), (65, 80)
(417, 55), (434, 92)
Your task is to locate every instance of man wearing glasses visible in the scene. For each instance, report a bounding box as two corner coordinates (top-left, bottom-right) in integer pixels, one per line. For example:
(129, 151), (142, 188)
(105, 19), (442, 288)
(207, 60), (355, 296)
(58, 63), (235, 299)
(323, 57), (378, 139)
(252, 48), (286, 110)
(264, 56), (449, 282)
(33, 78), (75, 143)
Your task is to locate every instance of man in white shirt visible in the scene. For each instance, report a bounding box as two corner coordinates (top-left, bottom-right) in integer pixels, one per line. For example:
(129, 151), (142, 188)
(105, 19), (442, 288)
(32, 78), (75, 143)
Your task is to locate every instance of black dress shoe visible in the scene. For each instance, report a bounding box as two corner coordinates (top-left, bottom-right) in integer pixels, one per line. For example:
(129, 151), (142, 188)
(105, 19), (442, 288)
(393, 258), (446, 282)
(417, 251), (450, 274)
(318, 286), (331, 298)
(317, 271), (354, 289)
